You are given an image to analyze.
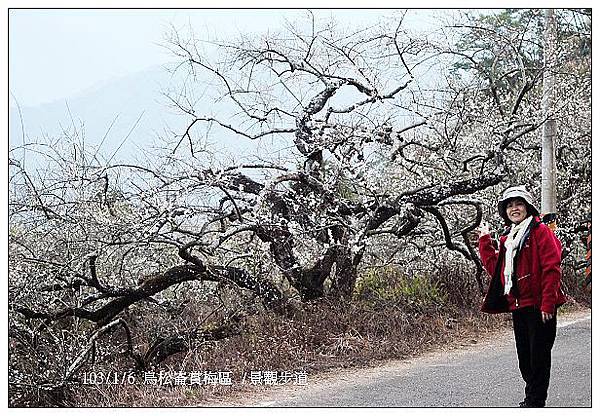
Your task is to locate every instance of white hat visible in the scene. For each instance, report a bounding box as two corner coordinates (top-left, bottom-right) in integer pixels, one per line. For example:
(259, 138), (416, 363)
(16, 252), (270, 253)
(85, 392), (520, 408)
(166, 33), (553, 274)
(497, 185), (540, 223)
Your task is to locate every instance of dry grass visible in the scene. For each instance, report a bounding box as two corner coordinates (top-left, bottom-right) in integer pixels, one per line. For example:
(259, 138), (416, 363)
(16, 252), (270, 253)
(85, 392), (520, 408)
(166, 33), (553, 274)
(68, 297), (519, 406)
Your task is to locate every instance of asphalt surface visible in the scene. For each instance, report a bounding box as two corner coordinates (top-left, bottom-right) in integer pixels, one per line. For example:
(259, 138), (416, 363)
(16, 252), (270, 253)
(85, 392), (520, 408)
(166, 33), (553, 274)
(249, 312), (591, 407)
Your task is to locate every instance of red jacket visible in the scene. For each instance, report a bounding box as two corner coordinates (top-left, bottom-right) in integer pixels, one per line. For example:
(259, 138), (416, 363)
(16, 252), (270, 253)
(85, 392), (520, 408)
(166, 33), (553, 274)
(479, 217), (567, 314)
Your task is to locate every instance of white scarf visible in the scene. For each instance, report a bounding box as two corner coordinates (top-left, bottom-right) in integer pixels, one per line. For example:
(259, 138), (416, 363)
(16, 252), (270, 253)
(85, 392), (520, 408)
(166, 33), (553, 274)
(503, 215), (533, 295)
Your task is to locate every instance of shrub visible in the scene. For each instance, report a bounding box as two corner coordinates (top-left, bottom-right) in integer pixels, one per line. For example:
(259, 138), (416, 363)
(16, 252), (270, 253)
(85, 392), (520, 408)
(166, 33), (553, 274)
(354, 266), (448, 311)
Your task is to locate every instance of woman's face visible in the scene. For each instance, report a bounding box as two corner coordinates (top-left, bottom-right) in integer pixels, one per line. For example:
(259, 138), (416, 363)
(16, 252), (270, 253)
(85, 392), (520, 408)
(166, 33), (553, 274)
(506, 199), (528, 224)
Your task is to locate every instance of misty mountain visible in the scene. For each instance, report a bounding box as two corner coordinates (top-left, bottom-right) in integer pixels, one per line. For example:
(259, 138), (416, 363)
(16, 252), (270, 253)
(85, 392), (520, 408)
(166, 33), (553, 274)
(9, 65), (278, 167)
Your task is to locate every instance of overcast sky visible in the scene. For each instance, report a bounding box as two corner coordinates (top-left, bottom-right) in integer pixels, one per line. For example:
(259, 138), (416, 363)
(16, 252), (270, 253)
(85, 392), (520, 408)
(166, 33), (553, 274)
(9, 9), (430, 107)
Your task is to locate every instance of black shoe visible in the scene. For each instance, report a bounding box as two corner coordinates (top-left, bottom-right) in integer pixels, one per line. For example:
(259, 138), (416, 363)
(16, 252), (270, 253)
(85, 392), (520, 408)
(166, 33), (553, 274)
(519, 400), (545, 408)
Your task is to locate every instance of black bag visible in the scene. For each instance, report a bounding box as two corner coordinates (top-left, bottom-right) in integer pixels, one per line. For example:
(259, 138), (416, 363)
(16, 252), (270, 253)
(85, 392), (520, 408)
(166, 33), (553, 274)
(482, 244), (509, 313)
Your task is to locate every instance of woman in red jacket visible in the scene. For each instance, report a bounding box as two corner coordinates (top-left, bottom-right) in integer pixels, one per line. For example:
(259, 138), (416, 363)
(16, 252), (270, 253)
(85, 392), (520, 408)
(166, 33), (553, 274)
(478, 185), (566, 407)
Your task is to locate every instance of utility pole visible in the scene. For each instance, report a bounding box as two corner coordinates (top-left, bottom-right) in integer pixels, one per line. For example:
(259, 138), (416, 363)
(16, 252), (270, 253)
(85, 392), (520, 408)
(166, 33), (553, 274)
(541, 8), (558, 231)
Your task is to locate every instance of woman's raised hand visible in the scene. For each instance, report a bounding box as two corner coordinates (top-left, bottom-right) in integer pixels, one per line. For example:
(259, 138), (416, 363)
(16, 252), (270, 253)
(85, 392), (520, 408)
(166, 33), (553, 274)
(477, 222), (490, 238)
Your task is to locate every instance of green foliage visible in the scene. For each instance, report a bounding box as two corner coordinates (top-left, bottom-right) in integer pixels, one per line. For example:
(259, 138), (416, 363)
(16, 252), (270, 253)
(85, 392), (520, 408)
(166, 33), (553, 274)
(451, 10), (543, 96)
(451, 9), (590, 104)
(353, 266), (447, 310)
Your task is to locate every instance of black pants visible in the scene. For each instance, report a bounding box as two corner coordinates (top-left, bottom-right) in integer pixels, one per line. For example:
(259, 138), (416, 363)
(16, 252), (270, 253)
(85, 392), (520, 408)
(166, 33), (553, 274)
(512, 306), (557, 407)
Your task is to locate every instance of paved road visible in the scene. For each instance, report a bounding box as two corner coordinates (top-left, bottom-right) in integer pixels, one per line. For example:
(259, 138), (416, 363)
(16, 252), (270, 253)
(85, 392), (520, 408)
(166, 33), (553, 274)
(251, 312), (591, 407)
